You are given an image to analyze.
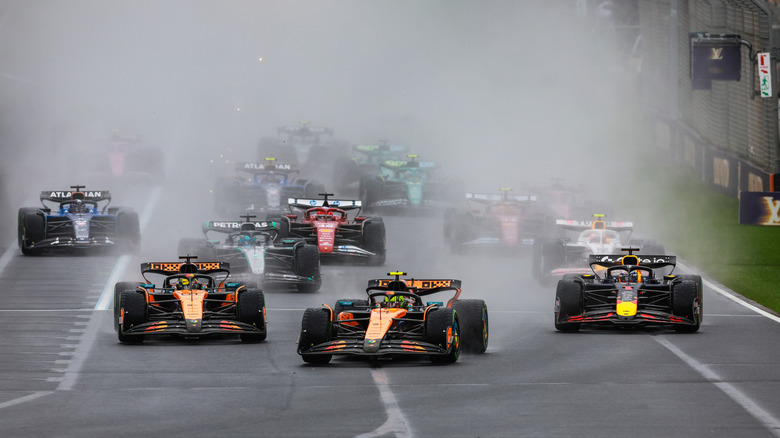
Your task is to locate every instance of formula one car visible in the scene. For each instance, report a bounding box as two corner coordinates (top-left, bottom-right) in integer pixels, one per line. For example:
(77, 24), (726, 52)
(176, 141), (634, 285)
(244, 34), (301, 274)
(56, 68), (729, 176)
(297, 272), (489, 364)
(114, 256), (266, 343)
(178, 215), (321, 293)
(85, 132), (165, 180)
(444, 188), (550, 253)
(258, 122), (349, 168)
(213, 159), (325, 218)
(278, 193), (386, 265)
(532, 215), (664, 284)
(359, 155), (462, 213)
(17, 185), (140, 255)
(523, 179), (613, 221)
(336, 141), (408, 194)
(554, 249), (702, 332)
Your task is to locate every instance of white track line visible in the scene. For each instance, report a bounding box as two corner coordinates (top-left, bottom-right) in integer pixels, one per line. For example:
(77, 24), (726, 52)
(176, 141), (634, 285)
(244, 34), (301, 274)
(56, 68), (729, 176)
(93, 255), (131, 311)
(354, 368), (412, 438)
(654, 336), (780, 437)
(94, 187), (162, 311)
(678, 261), (780, 324)
(0, 240), (16, 274)
(0, 391), (53, 410)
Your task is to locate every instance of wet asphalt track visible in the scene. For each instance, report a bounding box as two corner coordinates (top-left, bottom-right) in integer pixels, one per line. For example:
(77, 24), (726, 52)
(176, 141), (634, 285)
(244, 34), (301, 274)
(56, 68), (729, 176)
(1, 189), (780, 438)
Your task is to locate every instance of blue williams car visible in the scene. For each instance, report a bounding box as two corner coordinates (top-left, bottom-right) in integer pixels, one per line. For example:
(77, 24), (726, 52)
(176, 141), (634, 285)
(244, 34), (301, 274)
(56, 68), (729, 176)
(17, 185), (140, 255)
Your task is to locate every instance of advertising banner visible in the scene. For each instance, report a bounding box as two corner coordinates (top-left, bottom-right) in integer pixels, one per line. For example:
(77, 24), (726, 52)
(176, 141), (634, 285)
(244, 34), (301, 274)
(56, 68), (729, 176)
(739, 191), (780, 225)
(691, 43), (741, 81)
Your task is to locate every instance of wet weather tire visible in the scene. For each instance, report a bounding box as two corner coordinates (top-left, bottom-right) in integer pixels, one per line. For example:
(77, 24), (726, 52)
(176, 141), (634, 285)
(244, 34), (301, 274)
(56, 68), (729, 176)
(117, 289), (147, 343)
(672, 278), (702, 333)
(18, 208), (44, 255)
(294, 244), (321, 293)
(452, 299), (488, 354)
(555, 279), (582, 332)
(425, 307), (460, 364)
(363, 220), (386, 266)
(299, 308), (332, 364)
(238, 288), (267, 342)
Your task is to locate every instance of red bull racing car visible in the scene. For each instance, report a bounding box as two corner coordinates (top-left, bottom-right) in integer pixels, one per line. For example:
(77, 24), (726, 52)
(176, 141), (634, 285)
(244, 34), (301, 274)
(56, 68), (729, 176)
(278, 193), (385, 265)
(554, 249), (703, 333)
(114, 256), (266, 343)
(297, 272), (489, 364)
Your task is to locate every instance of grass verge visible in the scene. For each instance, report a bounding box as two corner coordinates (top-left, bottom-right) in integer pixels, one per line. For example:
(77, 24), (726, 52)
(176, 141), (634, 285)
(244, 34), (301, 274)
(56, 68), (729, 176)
(627, 162), (780, 313)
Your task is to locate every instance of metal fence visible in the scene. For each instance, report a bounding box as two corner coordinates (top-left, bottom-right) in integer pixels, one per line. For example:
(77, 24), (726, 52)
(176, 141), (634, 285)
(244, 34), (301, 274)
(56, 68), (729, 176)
(638, 0), (779, 193)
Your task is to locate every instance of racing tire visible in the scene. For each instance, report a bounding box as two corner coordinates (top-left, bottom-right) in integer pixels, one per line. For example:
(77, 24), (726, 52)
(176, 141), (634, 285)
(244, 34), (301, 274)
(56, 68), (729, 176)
(238, 288), (267, 342)
(361, 177), (384, 207)
(672, 278), (702, 333)
(333, 298), (369, 318)
(425, 307), (460, 364)
(113, 281), (144, 332)
(299, 308), (332, 364)
(277, 216), (291, 240)
(294, 244), (321, 293)
(18, 208), (44, 255)
(116, 209), (141, 252)
(452, 299), (488, 354)
(555, 279), (582, 332)
(539, 240), (565, 285)
(362, 220), (386, 266)
(117, 289), (147, 343)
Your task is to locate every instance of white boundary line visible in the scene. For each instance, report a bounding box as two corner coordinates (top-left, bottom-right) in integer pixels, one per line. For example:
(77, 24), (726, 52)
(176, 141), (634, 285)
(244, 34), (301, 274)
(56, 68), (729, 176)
(654, 336), (780, 437)
(354, 369), (412, 438)
(0, 391), (53, 410)
(678, 261), (780, 324)
(93, 255), (131, 311)
(94, 187), (162, 311)
(0, 240), (17, 274)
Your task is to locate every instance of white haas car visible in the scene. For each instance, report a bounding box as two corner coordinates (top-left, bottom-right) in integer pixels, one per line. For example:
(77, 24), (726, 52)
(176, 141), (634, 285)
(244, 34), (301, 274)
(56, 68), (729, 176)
(532, 215), (665, 284)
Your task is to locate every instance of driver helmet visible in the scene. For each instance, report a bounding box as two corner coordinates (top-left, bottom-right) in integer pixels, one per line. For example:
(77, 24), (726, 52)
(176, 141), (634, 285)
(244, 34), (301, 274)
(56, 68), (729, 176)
(178, 277), (190, 289)
(385, 294), (413, 308)
(239, 234), (256, 246)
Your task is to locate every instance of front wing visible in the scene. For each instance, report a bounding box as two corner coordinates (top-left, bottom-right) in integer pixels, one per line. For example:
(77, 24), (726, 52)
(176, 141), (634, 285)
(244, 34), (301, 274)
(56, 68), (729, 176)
(299, 337), (450, 357)
(122, 319), (265, 337)
(558, 310), (696, 328)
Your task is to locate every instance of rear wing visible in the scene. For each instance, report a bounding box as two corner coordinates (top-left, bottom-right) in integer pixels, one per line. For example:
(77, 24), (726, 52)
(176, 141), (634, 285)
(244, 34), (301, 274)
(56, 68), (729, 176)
(277, 125), (333, 136)
(588, 254), (676, 270)
(141, 261), (230, 276)
(556, 219), (633, 232)
(354, 144), (407, 154)
(466, 193), (536, 203)
(236, 161), (294, 173)
(366, 278), (462, 296)
(41, 190), (111, 203)
(380, 159), (437, 170)
(287, 198), (362, 211)
(202, 220), (277, 234)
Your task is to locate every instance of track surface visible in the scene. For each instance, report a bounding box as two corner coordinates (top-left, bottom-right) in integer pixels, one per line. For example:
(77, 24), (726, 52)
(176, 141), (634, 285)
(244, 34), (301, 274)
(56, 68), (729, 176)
(2, 189), (780, 438)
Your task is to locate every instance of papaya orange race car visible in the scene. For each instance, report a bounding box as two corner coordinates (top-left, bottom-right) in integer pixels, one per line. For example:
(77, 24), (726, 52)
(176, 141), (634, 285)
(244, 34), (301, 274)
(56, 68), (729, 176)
(297, 272), (488, 364)
(114, 256), (266, 343)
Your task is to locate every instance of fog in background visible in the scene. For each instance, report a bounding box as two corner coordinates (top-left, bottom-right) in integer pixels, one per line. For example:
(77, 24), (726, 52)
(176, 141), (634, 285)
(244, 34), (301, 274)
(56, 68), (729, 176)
(0, 0), (634, 244)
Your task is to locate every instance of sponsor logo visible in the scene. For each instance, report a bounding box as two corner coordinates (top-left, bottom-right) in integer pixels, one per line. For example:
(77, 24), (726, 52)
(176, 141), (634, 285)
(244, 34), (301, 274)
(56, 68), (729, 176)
(210, 221), (268, 228)
(763, 196), (780, 225)
(49, 191), (103, 198)
(710, 47), (723, 60)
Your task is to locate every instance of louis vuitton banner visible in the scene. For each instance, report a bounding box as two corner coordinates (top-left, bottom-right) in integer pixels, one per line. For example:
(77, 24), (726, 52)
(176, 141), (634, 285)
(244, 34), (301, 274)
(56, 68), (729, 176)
(739, 192), (780, 225)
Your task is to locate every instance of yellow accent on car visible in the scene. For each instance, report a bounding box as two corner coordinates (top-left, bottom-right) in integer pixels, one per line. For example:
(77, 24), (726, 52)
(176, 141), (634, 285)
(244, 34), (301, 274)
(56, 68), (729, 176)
(616, 301), (638, 316)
